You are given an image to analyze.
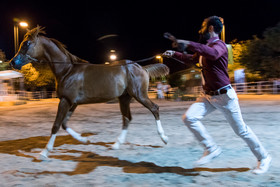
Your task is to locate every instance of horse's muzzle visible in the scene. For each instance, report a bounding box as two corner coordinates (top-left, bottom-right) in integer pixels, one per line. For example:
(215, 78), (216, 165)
(9, 59), (23, 70)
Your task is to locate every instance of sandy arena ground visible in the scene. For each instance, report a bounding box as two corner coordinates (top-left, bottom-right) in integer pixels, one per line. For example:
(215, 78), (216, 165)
(0, 95), (279, 186)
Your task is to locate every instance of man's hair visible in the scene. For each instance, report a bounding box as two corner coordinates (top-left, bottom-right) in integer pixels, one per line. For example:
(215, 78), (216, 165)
(205, 16), (223, 34)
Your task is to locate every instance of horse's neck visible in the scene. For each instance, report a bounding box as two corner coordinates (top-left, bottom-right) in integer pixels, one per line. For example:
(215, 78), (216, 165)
(43, 39), (73, 82)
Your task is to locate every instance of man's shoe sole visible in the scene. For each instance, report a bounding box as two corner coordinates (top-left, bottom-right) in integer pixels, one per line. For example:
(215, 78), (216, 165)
(194, 147), (222, 166)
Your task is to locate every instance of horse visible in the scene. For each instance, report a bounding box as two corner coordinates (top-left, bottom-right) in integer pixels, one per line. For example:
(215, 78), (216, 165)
(10, 26), (169, 160)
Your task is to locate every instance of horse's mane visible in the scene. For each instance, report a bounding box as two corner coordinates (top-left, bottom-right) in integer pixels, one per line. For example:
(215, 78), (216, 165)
(25, 25), (46, 37)
(25, 26), (88, 64)
(49, 38), (88, 63)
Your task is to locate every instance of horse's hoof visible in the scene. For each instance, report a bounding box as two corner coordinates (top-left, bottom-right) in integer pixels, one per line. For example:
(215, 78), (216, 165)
(111, 142), (120, 150)
(78, 137), (88, 144)
(161, 135), (169, 144)
(38, 150), (49, 160)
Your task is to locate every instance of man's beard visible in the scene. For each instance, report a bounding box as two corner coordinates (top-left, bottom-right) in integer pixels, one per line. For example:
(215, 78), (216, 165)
(198, 32), (210, 44)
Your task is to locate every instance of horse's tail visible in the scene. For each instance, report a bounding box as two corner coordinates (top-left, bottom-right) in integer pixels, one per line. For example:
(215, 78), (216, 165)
(143, 63), (169, 78)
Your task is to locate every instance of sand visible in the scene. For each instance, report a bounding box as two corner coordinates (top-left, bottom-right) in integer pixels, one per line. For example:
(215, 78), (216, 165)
(0, 95), (279, 186)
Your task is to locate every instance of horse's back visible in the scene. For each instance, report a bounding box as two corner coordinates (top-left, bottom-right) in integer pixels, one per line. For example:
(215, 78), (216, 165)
(110, 59), (133, 66)
(81, 63), (128, 101)
(61, 61), (149, 104)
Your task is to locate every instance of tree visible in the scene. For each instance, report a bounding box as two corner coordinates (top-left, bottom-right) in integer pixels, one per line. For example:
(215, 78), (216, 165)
(167, 72), (183, 88)
(238, 22), (280, 79)
(229, 39), (262, 82)
(20, 63), (55, 90)
(0, 49), (9, 71)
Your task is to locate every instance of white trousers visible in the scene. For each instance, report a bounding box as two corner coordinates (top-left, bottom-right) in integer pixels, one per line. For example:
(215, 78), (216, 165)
(157, 90), (164, 99)
(183, 86), (268, 161)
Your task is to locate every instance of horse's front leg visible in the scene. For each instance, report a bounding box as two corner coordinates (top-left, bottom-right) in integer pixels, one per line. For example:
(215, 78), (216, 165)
(39, 98), (74, 160)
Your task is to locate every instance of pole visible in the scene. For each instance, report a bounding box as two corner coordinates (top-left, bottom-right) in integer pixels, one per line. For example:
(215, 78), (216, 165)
(220, 17), (225, 42)
(14, 24), (19, 54)
(221, 24), (225, 42)
(13, 18), (29, 54)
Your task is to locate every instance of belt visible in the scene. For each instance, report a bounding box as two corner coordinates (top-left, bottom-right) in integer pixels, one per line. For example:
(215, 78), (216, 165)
(205, 85), (232, 96)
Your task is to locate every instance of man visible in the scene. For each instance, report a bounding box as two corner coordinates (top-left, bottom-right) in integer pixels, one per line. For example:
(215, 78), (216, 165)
(163, 16), (271, 174)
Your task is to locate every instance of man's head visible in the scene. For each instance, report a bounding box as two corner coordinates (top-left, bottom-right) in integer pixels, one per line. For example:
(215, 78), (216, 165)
(198, 16), (223, 44)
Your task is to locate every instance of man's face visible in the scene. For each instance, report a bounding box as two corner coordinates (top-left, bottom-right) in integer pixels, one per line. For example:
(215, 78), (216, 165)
(198, 19), (210, 44)
(199, 20), (208, 35)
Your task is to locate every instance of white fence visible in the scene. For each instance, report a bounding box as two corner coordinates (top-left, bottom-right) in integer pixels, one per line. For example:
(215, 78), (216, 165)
(192, 80), (280, 96)
(1, 81), (279, 102)
(0, 90), (56, 101)
(17, 91), (57, 100)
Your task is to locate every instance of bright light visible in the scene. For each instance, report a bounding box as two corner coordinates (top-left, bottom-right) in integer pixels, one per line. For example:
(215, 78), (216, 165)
(19, 22), (28, 27)
(156, 55), (162, 59)
(156, 55), (163, 63)
(105, 62), (110, 64)
(110, 54), (117, 61)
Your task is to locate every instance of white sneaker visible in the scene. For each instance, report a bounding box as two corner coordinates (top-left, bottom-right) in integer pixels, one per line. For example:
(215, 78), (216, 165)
(252, 155), (272, 174)
(194, 147), (222, 166)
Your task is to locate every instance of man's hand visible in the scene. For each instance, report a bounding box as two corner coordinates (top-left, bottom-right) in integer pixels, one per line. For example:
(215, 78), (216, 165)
(177, 39), (190, 46)
(171, 39), (190, 52)
(162, 50), (175, 58)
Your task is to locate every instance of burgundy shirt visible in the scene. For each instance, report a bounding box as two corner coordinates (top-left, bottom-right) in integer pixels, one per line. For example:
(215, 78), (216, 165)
(173, 37), (230, 91)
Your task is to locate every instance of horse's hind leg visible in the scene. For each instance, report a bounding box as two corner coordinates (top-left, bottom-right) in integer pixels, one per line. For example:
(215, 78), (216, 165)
(112, 93), (132, 149)
(134, 94), (168, 144)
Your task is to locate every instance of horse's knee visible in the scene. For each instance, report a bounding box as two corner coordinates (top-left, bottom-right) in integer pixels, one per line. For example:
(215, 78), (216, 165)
(152, 103), (159, 116)
(61, 123), (67, 130)
(122, 116), (132, 128)
(51, 124), (61, 134)
(154, 103), (159, 110)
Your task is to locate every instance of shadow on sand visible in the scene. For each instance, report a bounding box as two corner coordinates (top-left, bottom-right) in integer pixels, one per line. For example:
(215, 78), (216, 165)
(0, 134), (250, 176)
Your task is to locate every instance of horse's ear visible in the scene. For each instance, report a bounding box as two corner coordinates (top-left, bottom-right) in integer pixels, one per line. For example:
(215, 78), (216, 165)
(28, 25), (46, 39)
(33, 26), (41, 38)
(34, 25), (46, 36)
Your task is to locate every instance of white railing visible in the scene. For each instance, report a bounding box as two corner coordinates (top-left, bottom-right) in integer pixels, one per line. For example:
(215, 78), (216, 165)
(0, 90), (57, 101)
(18, 91), (57, 100)
(192, 80), (280, 96)
(1, 80), (279, 102)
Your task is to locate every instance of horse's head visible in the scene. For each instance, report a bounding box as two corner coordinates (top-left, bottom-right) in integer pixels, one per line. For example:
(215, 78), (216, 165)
(10, 26), (46, 70)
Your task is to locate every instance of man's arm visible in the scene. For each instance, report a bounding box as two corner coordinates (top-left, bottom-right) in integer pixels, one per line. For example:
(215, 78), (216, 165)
(173, 52), (195, 63)
(162, 50), (198, 64)
(187, 41), (227, 61)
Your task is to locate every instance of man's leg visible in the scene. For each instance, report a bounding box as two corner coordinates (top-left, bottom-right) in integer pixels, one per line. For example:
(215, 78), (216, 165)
(183, 95), (221, 165)
(215, 89), (268, 160)
(214, 89), (271, 173)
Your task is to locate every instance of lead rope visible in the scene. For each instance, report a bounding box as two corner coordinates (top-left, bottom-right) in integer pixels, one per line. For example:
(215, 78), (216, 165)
(34, 55), (158, 66)
(31, 54), (188, 67)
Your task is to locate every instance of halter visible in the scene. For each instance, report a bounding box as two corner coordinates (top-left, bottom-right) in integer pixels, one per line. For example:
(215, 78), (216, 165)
(26, 54), (39, 62)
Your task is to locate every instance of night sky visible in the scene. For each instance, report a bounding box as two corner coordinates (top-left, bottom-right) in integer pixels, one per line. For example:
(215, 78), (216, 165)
(0, 1), (280, 64)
